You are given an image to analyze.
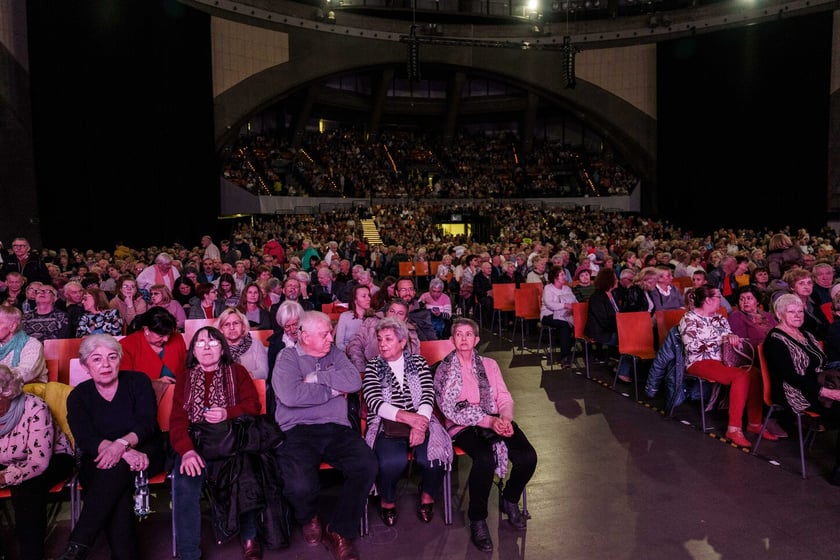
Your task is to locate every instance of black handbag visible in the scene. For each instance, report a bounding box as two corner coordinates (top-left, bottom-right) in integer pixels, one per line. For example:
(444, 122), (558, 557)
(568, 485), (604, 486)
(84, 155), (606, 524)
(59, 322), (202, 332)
(188, 420), (238, 461)
(381, 418), (412, 439)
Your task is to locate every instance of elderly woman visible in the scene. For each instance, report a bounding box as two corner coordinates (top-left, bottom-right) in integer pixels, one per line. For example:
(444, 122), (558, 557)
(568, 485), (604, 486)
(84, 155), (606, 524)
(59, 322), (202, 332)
(0, 304), (48, 383)
(76, 287), (124, 337)
(679, 285), (769, 448)
(541, 265), (578, 366)
(418, 277), (453, 340)
(61, 334), (165, 560)
(215, 307), (268, 380)
(334, 285), (374, 351)
(0, 364), (75, 560)
(149, 284), (187, 331)
(763, 293), (840, 484)
(119, 307), (186, 385)
(169, 326), (266, 560)
(781, 267), (828, 340)
(362, 317), (451, 527)
(346, 298), (421, 374)
(434, 318), (537, 553)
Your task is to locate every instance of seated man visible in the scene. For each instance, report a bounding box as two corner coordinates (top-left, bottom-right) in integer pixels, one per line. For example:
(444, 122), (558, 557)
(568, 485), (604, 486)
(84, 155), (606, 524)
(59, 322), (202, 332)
(272, 310), (377, 560)
(395, 276), (438, 341)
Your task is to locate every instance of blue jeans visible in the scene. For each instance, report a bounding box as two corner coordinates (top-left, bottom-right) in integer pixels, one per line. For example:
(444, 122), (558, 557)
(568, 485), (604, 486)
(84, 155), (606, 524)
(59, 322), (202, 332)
(373, 431), (446, 503)
(275, 423), (378, 538)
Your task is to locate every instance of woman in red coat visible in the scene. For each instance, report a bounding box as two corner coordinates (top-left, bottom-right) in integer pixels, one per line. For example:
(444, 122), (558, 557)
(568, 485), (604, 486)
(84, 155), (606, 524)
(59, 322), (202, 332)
(119, 307), (186, 384)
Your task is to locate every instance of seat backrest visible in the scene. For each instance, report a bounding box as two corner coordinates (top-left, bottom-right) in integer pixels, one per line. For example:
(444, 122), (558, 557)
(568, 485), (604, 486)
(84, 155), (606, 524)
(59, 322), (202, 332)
(515, 283), (542, 320)
(821, 301), (834, 324)
(414, 261), (430, 277)
(157, 383), (175, 432)
(68, 358), (90, 387)
(756, 343), (774, 407)
(491, 283), (516, 311)
(419, 339), (455, 366)
(572, 302), (589, 340)
(24, 381), (75, 447)
(251, 329), (273, 347)
(430, 261), (441, 277)
(671, 276), (692, 292)
(398, 261), (414, 277)
(655, 308), (687, 347)
(43, 338), (83, 385)
(184, 318), (216, 347)
(616, 311), (656, 356)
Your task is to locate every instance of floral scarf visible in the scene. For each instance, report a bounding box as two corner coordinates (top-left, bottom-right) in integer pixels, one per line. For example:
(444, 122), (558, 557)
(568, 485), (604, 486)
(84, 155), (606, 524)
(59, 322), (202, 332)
(227, 333), (253, 362)
(364, 350), (452, 469)
(435, 349), (508, 478)
(184, 364), (238, 423)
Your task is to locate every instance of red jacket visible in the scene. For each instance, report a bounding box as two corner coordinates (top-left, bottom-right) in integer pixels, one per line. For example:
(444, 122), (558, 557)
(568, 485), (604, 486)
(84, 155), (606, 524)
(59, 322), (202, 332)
(119, 330), (187, 381)
(263, 239), (285, 265)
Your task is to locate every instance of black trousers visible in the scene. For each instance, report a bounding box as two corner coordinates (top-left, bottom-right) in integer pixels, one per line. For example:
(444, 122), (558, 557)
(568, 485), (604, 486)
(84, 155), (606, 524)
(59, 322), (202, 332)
(9, 452), (76, 560)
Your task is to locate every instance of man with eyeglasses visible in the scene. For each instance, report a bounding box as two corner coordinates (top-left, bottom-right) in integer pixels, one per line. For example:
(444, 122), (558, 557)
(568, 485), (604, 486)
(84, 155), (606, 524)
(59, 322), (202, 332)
(21, 285), (71, 341)
(395, 277), (437, 341)
(0, 237), (51, 289)
(272, 310), (377, 560)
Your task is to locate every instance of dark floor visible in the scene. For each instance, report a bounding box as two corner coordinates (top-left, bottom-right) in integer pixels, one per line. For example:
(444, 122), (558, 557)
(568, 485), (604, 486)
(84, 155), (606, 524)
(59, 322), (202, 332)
(5, 321), (840, 559)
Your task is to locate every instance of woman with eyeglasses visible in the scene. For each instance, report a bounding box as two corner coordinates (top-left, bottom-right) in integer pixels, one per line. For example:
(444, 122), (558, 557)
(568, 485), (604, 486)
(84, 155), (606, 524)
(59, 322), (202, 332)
(76, 287), (124, 337)
(169, 326), (266, 560)
(118, 307), (186, 385)
(215, 308), (268, 380)
(679, 285), (767, 448)
(109, 275), (147, 327)
(60, 334), (165, 560)
(149, 283), (187, 332)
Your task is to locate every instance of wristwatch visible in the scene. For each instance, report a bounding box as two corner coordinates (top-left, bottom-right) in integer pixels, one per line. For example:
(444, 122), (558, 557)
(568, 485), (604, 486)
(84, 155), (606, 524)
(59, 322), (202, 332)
(115, 438), (131, 450)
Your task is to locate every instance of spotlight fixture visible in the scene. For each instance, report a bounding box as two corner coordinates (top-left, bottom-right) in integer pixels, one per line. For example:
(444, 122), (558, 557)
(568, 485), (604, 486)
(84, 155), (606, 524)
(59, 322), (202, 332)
(407, 24), (420, 80)
(561, 36), (580, 89)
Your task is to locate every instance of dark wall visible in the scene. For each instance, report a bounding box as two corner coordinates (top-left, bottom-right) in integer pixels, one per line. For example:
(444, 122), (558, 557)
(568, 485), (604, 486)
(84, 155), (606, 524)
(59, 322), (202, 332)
(26, 0), (217, 251)
(657, 13), (832, 234)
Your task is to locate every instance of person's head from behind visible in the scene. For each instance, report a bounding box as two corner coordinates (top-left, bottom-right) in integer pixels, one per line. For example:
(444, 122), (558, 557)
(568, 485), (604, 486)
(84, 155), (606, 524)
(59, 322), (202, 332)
(216, 308), (249, 345)
(376, 316), (410, 361)
(186, 327), (233, 371)
(593, 268), (617, 292)
(79, 334), (122, 383)
(686, 285), (721, 311)
(298, 311), (334, 358)
(0, 364), (24, 403)
(773, 293), (805, 328)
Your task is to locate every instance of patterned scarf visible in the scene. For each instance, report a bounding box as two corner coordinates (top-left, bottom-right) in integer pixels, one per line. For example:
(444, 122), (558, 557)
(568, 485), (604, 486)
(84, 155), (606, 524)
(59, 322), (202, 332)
(364, 350), (453, 469)
(184, 364), (238, 423)
(0, 331), (29, 367)
(435, 349), (508, 478)
(227, 333), (253, 361)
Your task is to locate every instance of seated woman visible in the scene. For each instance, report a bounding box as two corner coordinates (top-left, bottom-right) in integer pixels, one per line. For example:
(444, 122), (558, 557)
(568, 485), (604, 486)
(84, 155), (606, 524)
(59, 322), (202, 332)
(215, 307), (268, 380)
(235, 282), (272, 330)
(781, 268), (828, 340)
(119, 307), (186, 386)
(571, 267), (596, 302)
(334, 285), (374, 351)
(61, 334), (165, 560)
(650, 265), (684, 311)
(218, 273), (240, 308)
(434, 318), (537, 553)
(540, 265), (578, 366)
(76, 287), (124, 337)
(169, 326), (267, 560)
(585, 268), (633, 382)
(418, 278), (453, 340)
(173, 276), (197, 316)
(679, 286), (770, 448)
(149, 284), (187, 332)
(0, 304), (48, 383)
(108, 275), (147, 328)
(728, 285), (777, 348)
(346, 298), (421, 374)
(188, 282), (225, 320)
(362, 317), (452, 526)
(763, 293), (840, 484)
(0, 365), (75, 560)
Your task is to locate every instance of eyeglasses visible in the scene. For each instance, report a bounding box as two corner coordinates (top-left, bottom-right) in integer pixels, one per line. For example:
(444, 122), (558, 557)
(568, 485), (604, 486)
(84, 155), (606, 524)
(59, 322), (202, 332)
(283, 321), (299, 332)
(397, 287), (414, 293)
(121, 284), (136, 289)
(150, 291), (161, 296)
(34, 289), (56, 295)
(11, 244), (27, 248)
(194, 340), (221, 348)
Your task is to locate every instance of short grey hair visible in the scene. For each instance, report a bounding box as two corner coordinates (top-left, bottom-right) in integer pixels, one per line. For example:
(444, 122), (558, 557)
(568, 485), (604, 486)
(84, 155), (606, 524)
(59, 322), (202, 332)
(773, 293), (804, 320)
(79, 334), (123, 365)
(375, 316), (409, 342)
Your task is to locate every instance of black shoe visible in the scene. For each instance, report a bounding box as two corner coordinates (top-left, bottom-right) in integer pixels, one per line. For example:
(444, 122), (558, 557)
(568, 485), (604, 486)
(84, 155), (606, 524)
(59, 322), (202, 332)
(501, 498), (527, 529)
(380, 506), (398, 527)
(417, 502), (434, 523)
(58, 542), (90, 560)
(470, 520), (494, 552)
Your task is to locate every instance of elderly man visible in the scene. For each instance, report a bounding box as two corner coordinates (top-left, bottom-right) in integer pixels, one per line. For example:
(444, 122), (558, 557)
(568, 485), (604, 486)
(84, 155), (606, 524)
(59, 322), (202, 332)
(272, 311), (377, 560)
(136, 252), (180, 292)
(200, 234), (220, 261)
(0, 304), (48, 383)
(21, 284), (71, 341)
(0, 237), (51, 287)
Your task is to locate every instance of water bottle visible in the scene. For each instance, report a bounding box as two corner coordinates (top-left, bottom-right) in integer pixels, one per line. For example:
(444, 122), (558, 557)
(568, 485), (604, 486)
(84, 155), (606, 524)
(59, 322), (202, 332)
(133, 469), (150, 518)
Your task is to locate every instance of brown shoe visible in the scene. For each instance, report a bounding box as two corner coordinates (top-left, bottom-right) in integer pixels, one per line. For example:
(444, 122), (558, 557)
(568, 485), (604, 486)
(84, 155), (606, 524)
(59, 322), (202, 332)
(323, 529), (360, 560)
(241, 538), (262, 560)
(302, 515), (322, 545)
